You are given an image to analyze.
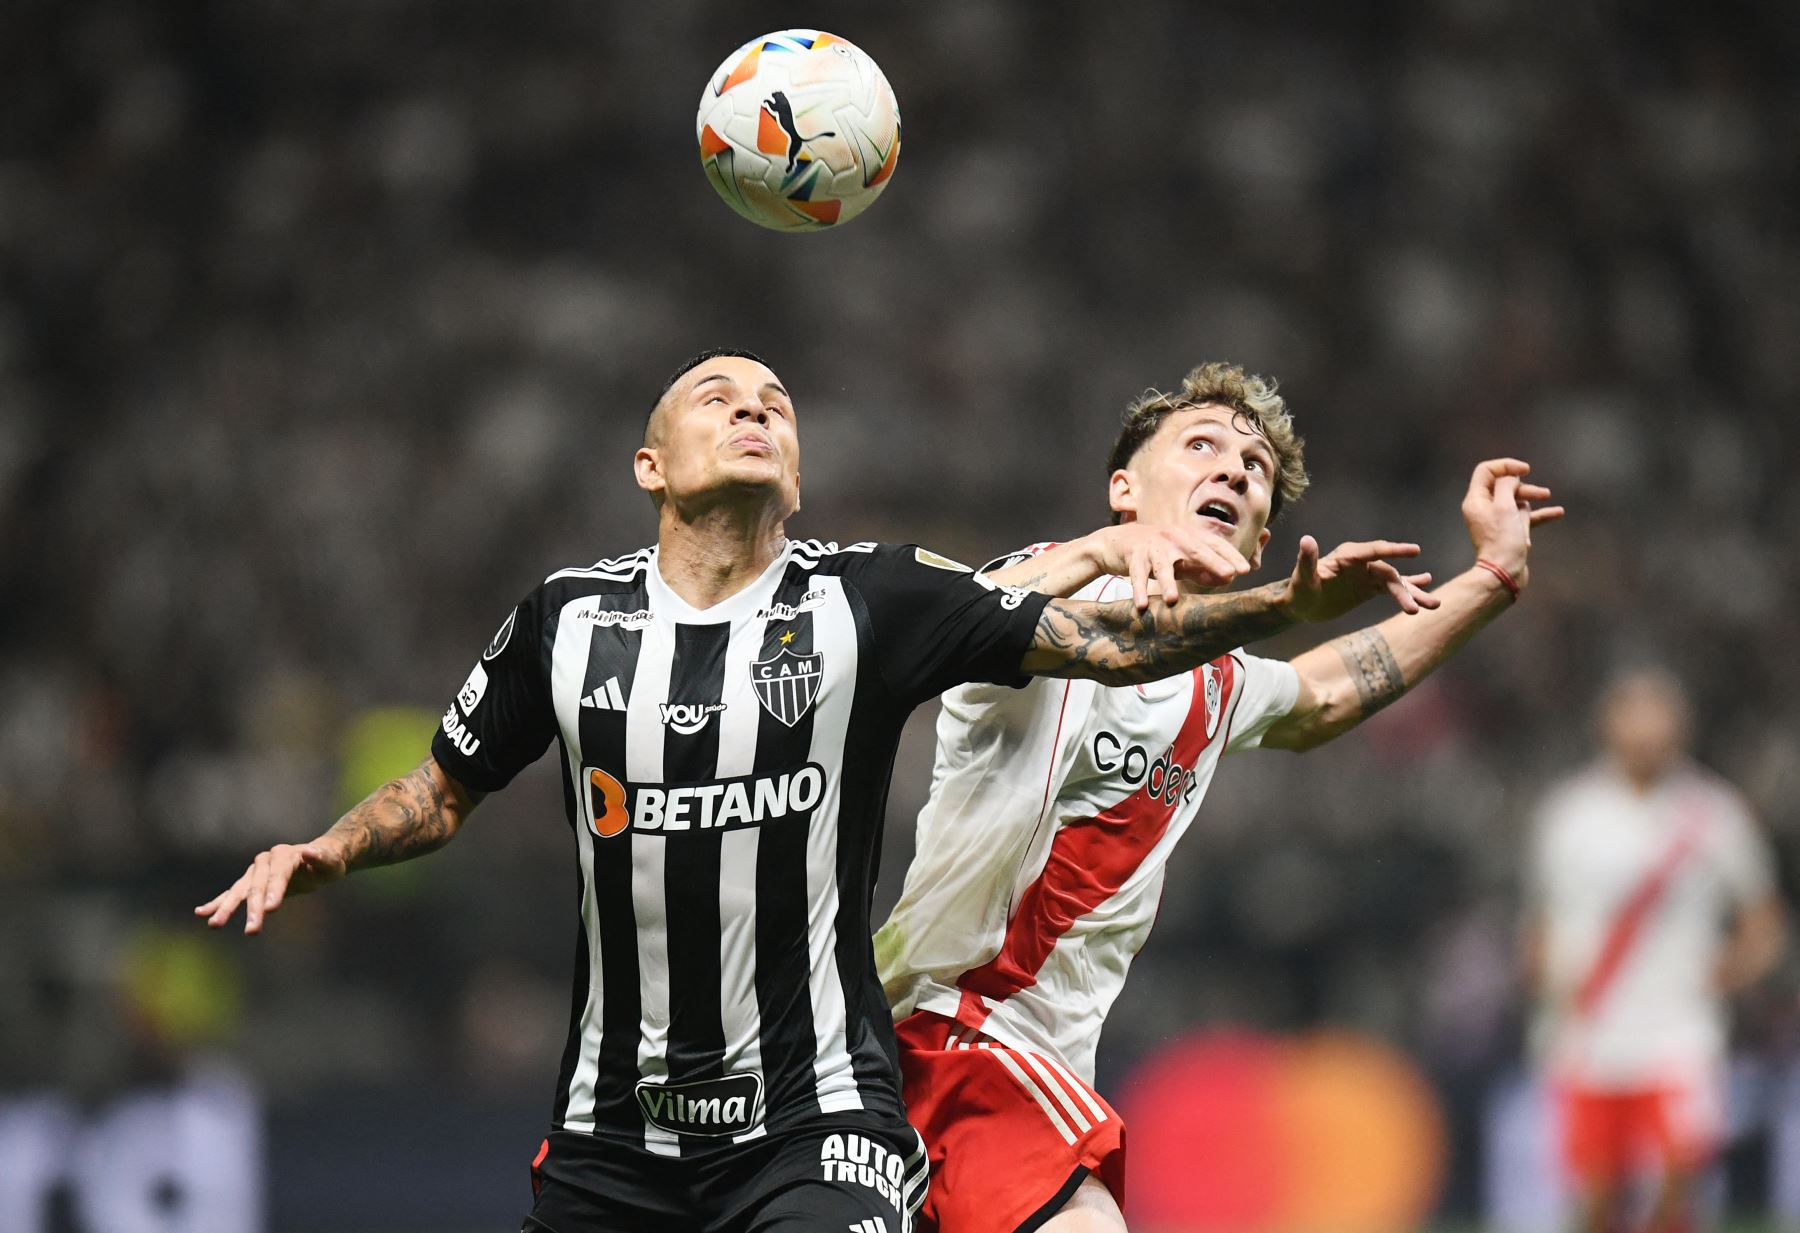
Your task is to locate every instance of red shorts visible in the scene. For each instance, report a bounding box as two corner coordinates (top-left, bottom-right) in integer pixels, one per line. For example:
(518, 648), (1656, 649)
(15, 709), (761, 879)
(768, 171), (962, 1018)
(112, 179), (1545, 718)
(1556, 1075), (1722, 1184)
(896, 1010), (1126, 1233)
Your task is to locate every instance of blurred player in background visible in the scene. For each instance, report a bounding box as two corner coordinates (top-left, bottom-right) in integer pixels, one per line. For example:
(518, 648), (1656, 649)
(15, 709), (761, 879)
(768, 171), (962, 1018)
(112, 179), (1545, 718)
(876, 361), (1564, 1233)
(1523, 670), (1785, 1233)
(194, 351), (1433, 1233)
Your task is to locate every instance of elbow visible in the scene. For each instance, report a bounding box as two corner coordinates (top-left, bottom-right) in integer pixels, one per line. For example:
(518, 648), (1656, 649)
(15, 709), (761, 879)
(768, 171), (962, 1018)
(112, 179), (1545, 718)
(1263, 719), (1338, 753)
(1279, 728), (1328, 754)
(1266, 687), (1360, 752)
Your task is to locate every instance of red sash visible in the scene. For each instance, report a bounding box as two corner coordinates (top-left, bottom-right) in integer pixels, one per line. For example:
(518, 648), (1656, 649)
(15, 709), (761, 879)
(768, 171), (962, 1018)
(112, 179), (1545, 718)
(1572, 797), (1710, 1018)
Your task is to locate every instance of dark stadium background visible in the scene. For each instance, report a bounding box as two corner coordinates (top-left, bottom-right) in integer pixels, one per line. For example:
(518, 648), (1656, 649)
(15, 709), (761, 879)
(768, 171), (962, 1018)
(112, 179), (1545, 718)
(4, 1), (1799, 1230)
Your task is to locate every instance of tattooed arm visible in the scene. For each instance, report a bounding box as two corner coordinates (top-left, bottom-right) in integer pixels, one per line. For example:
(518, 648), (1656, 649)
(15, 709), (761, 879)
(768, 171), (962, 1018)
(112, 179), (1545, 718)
(1258, 568), (1514, 750)
(1021, 534), (1441, 684)
(1023, 580), (1298, 683)
(195, 755), (483, 935)
(1259, 458), (1566, 751)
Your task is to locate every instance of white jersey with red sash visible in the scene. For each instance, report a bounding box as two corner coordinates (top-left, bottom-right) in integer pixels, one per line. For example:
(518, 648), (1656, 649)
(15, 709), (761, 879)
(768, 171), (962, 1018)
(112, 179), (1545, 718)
(876, 570), (1299, 1082)
(1531, 762), (1775, 1089)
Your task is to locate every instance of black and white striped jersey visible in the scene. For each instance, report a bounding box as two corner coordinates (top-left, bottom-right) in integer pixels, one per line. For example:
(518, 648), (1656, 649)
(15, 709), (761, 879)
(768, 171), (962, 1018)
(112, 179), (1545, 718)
(430, 539), (1050, 1155)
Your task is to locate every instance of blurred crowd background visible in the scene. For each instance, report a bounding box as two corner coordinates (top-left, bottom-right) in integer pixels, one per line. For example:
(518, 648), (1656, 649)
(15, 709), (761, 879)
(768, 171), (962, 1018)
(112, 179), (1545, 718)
(4, 0), (1799, 1229)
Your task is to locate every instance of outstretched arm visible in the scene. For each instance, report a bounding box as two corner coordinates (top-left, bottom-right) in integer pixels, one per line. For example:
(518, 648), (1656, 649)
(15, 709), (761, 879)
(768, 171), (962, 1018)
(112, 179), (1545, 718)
(194, 755), (483, 934)
(1261, 459), (1564, 751)
(1021, 535), (1436, 684)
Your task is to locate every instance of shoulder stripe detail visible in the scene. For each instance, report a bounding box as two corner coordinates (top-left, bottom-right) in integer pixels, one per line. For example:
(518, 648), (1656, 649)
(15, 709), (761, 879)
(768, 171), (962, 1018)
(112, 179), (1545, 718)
(978, 541), (1061, 574)
(789, 539), (878, 571)
(546, 548), (654, 584)
(789, 539), (877, 557)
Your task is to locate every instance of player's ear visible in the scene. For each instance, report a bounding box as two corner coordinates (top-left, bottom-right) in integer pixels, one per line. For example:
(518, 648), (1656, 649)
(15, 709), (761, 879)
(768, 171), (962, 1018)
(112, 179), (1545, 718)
(1248, 525), (1272, 570)
(1108, 469), (1137, 519)
(634, 446), (665, 498)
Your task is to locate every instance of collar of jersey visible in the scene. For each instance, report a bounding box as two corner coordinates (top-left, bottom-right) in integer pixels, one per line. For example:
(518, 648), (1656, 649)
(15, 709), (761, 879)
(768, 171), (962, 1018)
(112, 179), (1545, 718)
(645, 539), (795, 625)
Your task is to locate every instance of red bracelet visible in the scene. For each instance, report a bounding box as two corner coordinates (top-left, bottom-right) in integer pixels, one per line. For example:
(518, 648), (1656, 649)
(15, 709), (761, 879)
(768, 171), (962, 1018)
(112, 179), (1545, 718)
(1476, 559), (1520, 602)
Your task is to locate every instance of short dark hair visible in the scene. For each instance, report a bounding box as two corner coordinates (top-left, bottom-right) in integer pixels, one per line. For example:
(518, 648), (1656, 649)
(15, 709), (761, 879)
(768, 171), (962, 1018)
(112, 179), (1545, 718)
(1106, 361), (1309, 524)
(658, 348), (770, 400)
(647, 348), (773, 444)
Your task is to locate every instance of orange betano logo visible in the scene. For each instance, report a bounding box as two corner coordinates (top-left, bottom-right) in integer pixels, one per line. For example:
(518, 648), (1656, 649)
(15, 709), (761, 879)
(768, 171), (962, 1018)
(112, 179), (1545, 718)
(587, 768), (629, 839)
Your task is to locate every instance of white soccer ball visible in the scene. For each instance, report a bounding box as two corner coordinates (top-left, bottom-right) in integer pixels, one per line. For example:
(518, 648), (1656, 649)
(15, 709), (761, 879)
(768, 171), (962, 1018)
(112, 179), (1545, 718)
(696, 30), (901, 232)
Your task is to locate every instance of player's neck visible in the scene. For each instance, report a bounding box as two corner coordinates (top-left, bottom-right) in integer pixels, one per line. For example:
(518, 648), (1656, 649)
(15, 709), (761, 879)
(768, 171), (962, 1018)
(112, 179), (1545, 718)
(1613, 755), (1681, 796)
(656, 504), (788, 610)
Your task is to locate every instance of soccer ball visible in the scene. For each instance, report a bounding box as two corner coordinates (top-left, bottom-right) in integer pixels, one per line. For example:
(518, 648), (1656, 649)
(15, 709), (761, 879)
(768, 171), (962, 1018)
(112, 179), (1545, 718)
(696, 30), (901, 232)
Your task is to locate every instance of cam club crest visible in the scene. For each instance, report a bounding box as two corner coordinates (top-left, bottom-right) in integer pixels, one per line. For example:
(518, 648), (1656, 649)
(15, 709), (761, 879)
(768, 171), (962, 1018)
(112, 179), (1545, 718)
(751, 646), (823, 727)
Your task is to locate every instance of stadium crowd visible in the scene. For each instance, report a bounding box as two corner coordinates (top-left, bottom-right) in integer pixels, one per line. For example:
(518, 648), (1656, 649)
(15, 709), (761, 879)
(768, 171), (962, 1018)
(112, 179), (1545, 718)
(3, 0), (1797, 1223)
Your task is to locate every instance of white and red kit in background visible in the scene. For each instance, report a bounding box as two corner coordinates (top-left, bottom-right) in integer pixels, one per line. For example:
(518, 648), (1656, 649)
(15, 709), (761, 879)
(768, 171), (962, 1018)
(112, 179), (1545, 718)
(1529, 762), (1776, 1183)
(876, 562), (1299, 1233)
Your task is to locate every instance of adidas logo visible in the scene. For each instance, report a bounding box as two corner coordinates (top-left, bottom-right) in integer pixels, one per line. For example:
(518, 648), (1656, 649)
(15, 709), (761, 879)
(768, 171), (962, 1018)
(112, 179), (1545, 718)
(580, 677), (627, 711)
(849, 1221), (888, 1233)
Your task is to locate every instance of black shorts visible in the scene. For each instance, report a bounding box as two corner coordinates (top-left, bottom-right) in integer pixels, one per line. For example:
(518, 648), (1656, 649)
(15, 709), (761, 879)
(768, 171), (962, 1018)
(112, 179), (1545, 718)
(523, 1116), (927, 1233)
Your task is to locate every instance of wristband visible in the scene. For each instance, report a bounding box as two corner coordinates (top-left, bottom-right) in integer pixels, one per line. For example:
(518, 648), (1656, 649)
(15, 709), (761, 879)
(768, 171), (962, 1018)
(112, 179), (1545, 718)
(1475, 559), (1520, 603)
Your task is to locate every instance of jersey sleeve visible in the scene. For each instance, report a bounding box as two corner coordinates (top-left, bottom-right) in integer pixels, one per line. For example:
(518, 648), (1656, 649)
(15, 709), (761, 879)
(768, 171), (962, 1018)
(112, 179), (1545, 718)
(1711, 787), (1777, 906)
(429, 587), (557, 793)
(845, 543), (1053, 708)
(1521, 792), (1565, 913)
(975, 541), (1062, 575)
(1223, 651), (1301, 753)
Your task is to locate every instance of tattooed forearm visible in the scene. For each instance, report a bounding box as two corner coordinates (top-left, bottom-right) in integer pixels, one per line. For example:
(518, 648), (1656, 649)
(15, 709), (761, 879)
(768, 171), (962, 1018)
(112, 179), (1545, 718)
(1027, 581), (1296, 683)
(320, 760), (469, 871)
(1333, 628), (1407, 718)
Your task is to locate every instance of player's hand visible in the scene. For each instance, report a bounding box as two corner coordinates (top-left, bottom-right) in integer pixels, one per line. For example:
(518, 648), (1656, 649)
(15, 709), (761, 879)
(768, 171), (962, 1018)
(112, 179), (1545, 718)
(1281, 536), (1439, 623)
(194, 839), (350, 935)
(1461, 458), (1565, 590)
(1086, 524), (1251, 610)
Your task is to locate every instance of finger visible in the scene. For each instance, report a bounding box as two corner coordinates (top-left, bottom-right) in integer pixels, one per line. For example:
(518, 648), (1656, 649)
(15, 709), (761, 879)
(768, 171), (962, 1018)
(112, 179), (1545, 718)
(205, 877), (250, 928)
(1200, 546), (1248, 586)
(1155, 547), (1181, 607)
(1495, 474), (1521, 508)
(1216, 541), (1251, 579)
(1129, 548), (1151, 612)
(1368, 561), (1420, 614)
(1331, 540), (1424, 562)
(1517, 483), (1553, 502)
(263, 850), (303, 914)
(1140, 545), (1168, 607)
(1384, 565), (1442, 612)
(1529, 505), (1566, 525)
(1183, 533), (1246, 574)
(244, 853), (273, 934)
(1475, 458), (1530, 480)
(201, 888), (235, 928)
(1293, 535), (1320, 585)
(1172, 530), (1248, 584)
